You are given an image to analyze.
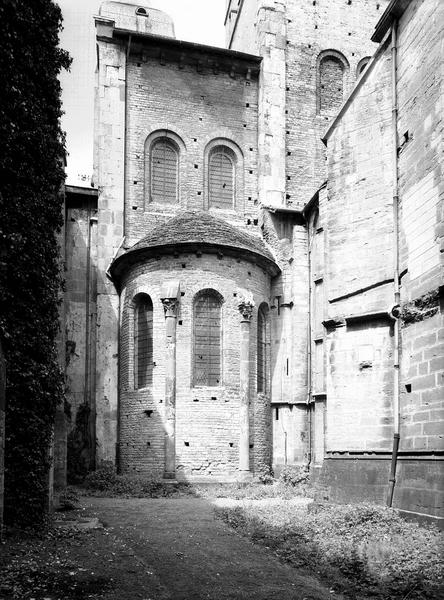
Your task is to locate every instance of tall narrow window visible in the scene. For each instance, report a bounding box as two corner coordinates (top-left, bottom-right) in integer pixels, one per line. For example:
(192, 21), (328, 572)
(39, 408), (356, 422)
(134, 294), (153, 389)
(193, 290), (222, 386)
(149, 138), (178, 204)
(257, 304), (270, 393)
(319, 55), (345, 114)
(208, 146), (235, 210)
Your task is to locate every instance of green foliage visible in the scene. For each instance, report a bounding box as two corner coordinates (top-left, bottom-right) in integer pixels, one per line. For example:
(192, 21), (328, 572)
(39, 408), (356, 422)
(254, 464), (275, 485)
(83, 466), (193, 498)
(278, 464), (310, 487)
(0, 0), (71, 525)
(217, 502), (443, 599)
(57, 487), (80, 511)
(67, 403), (92, 484)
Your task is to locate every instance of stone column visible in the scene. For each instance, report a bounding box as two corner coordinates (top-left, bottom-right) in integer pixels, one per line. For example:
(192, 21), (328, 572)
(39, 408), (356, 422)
(238, 299), (254, 472)
(161, 296), (179, 479)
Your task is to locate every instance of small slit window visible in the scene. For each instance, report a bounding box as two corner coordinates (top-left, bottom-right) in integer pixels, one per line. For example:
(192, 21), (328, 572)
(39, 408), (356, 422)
(208, 146), (235, 210)
(193, 290), (223, 386)
(149, 138), (178, 204)
(134, 294), (153, 389)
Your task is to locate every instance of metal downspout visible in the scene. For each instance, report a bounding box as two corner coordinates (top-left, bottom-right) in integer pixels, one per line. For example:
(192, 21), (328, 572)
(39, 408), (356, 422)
(387, 19), (401, 508)
(307, 220), (313, 468)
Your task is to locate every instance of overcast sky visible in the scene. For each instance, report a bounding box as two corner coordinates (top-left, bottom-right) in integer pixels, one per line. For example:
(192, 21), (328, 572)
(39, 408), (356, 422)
(58, 0), (226, 186)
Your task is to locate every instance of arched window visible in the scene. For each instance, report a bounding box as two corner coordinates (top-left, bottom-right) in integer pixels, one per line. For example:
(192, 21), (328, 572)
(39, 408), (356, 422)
(148, 138), (178, 204)
(318, 54), (346, 115)
(134, 294), (153, 389)
(257, 304), (270, 394)
(193, 290), (223, 386)
(208, 146), (235, 210)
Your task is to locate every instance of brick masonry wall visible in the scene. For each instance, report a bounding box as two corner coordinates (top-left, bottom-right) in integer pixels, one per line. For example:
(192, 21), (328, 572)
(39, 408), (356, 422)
(125, 55), (260, 247)
(401, 313), (444, 452)
(118, 252), (272, 478)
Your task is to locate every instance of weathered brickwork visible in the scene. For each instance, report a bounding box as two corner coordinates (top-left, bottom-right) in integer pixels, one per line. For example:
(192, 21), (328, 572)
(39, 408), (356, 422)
(125, 54), (261, 247)
(285, 0), (388, 208)
(118, 253), (272, 478)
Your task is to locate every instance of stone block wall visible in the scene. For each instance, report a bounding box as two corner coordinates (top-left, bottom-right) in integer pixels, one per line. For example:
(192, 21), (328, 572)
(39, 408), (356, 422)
(94, 31), (127, 464)
(323, 40), (395, 454)
(396, 0), (444, 458)
(318, 0), (444, 519)
(118, 252), (272, 479)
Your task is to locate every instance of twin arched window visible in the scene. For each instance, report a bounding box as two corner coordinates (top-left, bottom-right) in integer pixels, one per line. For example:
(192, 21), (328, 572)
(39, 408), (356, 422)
(193, 290), (223, 386)
(145, 134), (241, 210)
(133, 293), (153, 389)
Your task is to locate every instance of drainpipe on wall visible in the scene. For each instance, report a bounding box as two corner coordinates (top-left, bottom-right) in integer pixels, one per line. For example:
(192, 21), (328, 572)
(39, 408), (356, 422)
(387, 19), (401, 508)
(306, 220), (313, 468)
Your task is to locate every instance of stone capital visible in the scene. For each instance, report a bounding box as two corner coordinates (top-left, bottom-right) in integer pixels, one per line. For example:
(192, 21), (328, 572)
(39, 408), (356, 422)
(238, 299), (254, 322)
(161, 297), (179, 318)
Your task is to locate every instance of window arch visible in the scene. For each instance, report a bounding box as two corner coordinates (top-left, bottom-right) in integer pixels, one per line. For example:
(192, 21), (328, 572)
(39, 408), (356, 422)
(356, 57), (370, 78)
(133, 293), (153, 389)
(145, 136), (179, 205)
(317, 51), (348, 115)
(193, 289), (223, 386)
(208, 145), (235, 210)
(204, 138), (243, 212)
(257, 303), (270, 394)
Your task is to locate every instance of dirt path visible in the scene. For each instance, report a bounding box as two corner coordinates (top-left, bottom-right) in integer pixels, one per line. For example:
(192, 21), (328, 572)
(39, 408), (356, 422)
(85, 497), (338, 600)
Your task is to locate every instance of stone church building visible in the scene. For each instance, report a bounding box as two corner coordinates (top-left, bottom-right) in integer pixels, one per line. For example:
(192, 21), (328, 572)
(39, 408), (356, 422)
(59, 0), (443, 524)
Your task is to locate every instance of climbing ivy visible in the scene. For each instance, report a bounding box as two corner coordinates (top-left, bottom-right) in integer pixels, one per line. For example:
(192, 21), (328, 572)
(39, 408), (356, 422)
(0, 0), (70, 525)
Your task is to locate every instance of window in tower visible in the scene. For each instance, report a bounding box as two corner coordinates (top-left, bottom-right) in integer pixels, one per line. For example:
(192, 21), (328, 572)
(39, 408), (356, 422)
(149, 138), (179, 204)
(318, 53), (347, 115)
(208, 146), (235, 210)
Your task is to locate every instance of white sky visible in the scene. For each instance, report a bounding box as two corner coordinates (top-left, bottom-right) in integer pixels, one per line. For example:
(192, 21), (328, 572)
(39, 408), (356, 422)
(58, 0), (227, 186)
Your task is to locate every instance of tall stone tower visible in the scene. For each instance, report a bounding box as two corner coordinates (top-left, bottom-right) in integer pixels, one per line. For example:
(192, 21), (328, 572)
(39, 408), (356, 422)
(225, 0), (388, 470)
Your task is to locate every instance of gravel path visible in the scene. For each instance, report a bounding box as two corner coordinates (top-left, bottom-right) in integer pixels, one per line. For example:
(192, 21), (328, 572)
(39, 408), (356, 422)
(85, 496), (338, 600)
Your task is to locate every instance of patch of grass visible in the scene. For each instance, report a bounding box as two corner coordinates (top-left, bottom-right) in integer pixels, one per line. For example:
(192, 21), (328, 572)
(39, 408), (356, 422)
(216, 501), (444, 599)
(194, 480), (309, 500)
(83, 466), (194, 498)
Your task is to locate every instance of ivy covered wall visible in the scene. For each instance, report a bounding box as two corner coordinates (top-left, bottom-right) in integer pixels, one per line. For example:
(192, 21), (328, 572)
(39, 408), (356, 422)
(0, 0), (70, 526)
